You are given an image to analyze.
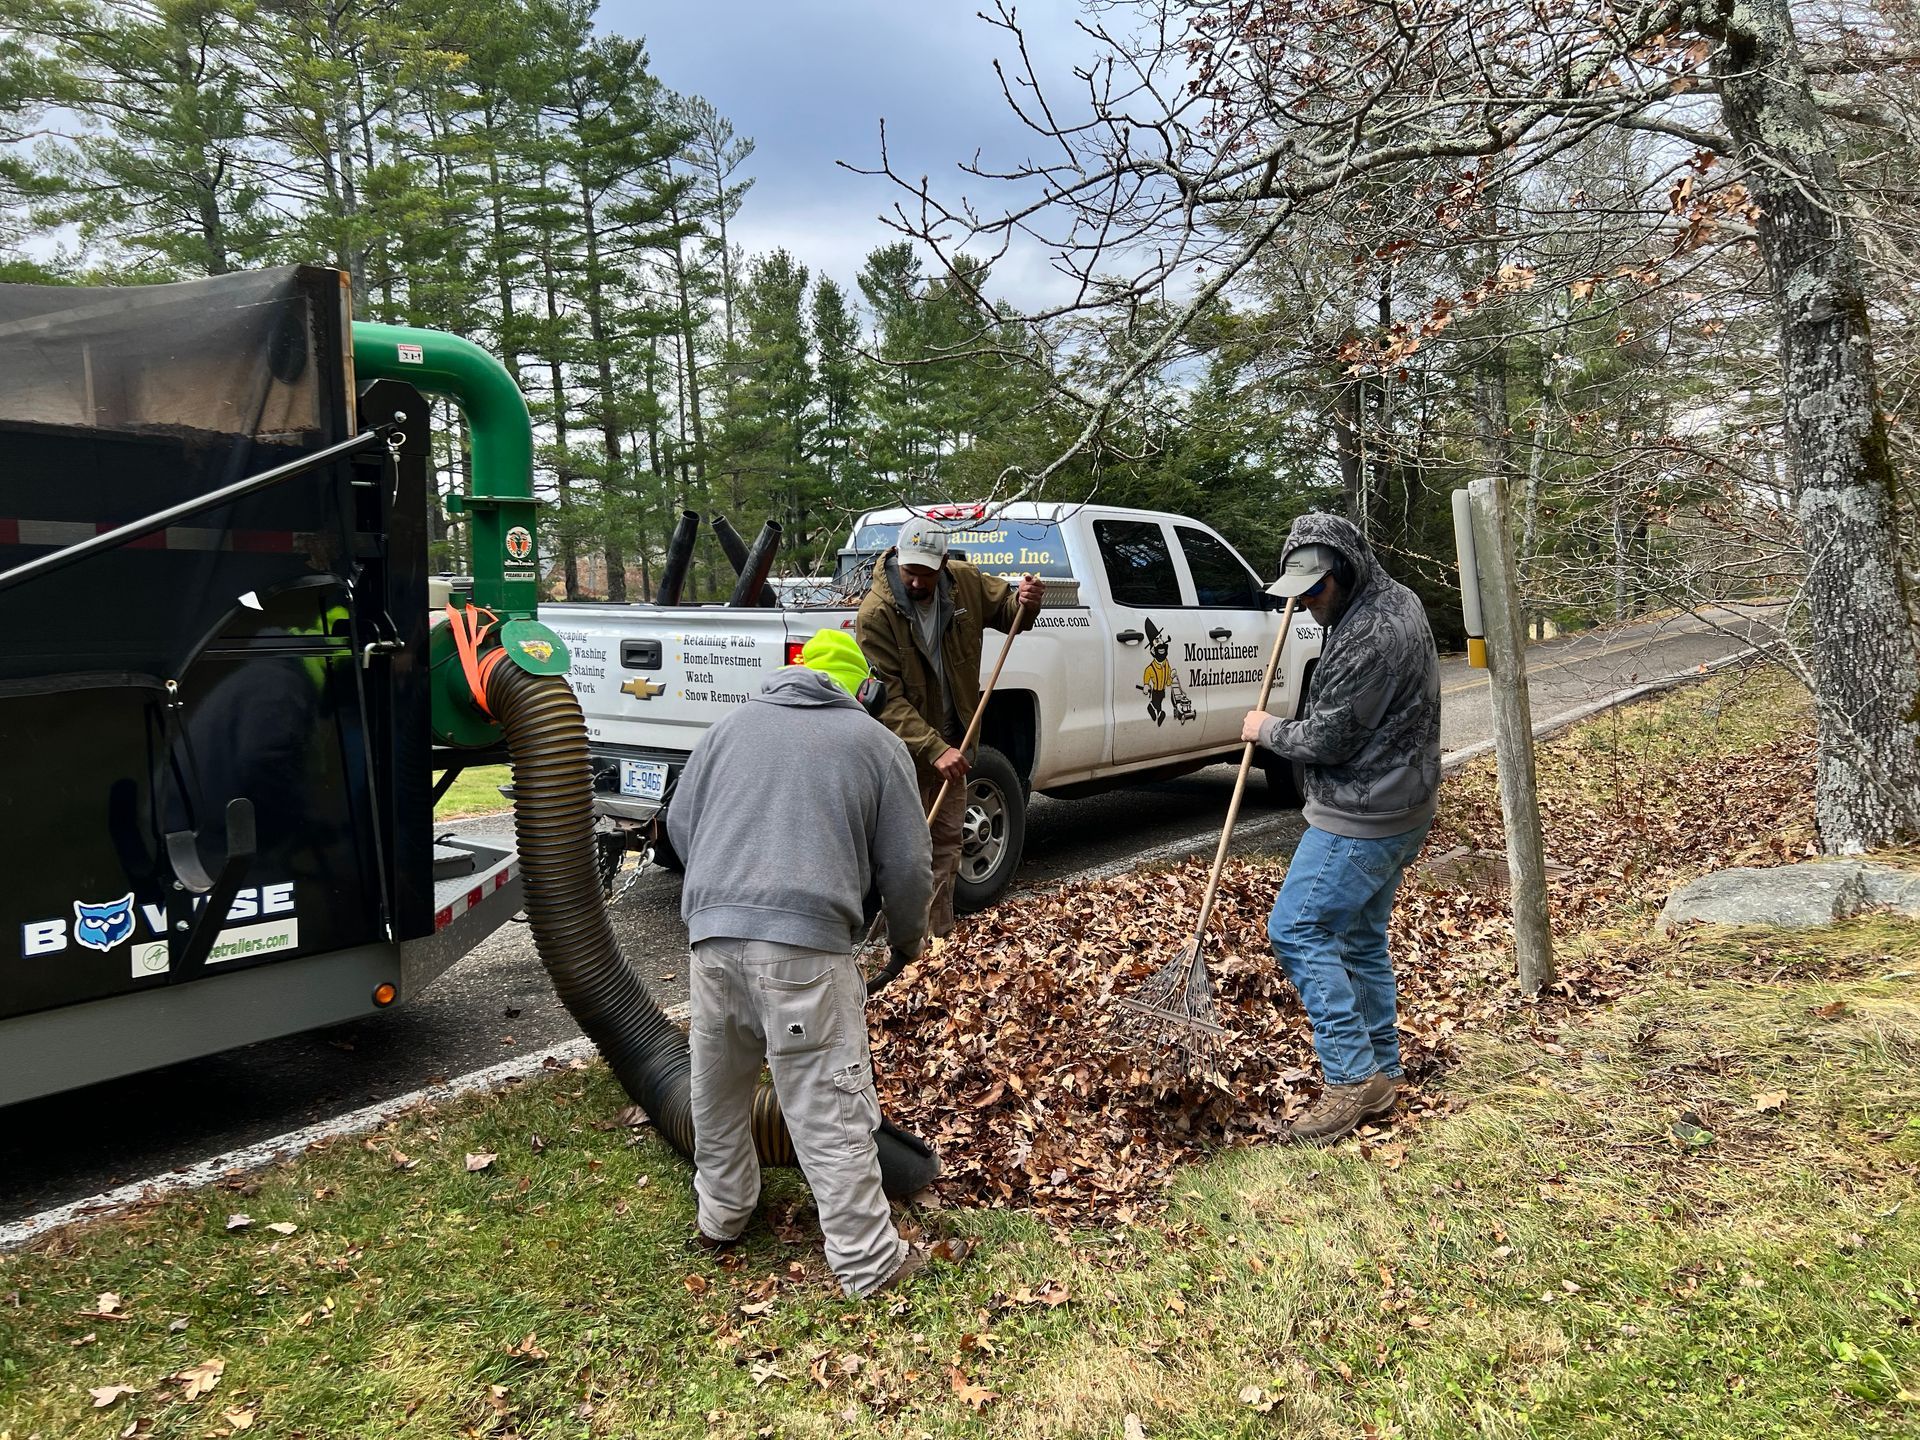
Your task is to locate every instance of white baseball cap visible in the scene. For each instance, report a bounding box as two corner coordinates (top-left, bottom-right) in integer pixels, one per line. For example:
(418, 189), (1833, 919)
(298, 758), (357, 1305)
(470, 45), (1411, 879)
(896, 520), (950, 571)
(1267, 542), (1338, 597)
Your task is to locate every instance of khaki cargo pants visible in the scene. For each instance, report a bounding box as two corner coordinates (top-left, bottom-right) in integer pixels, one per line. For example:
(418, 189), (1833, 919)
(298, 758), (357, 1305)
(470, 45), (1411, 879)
(688, 938), (908, 1297)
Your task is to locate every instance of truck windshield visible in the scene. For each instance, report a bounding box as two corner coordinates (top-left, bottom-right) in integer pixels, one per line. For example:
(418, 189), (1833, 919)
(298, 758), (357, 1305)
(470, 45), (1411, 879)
(840, 517), (1075, 583)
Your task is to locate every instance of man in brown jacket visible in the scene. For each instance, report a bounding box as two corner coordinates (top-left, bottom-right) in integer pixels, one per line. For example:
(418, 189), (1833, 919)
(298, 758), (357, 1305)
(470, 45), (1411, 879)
(856, 518), (1042, 936)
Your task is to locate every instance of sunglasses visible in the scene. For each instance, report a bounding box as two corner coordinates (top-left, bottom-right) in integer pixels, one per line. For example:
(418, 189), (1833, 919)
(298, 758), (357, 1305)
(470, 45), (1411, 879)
(1300, 575), (1329, 600)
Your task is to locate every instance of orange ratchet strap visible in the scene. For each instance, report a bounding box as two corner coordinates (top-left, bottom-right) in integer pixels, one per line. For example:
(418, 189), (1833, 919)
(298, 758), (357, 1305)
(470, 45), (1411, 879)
(446, 601), (509, 717)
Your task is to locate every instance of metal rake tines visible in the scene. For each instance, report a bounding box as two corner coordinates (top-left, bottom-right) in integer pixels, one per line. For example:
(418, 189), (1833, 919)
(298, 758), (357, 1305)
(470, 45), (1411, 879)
(1110, 946), (1228, 1057)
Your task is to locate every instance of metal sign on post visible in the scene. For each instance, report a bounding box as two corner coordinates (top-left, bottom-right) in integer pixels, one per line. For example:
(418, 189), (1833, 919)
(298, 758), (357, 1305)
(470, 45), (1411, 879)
(1461, 481), (1555, 993)
(1451, 489), (1487, 669)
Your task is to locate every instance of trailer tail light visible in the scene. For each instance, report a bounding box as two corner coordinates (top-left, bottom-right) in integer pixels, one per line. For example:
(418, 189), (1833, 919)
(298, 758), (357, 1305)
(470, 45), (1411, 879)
(372, 982), (397, 1007)
(923, 503), (986, 521)
(785, 640), (806, 666)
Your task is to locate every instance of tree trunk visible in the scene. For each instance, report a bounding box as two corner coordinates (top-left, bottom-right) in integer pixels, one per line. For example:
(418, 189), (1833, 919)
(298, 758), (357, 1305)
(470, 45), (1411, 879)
(1711, 0), (1920, 851)
(577, 178), (626, 603)
(539, 235), (579, 600)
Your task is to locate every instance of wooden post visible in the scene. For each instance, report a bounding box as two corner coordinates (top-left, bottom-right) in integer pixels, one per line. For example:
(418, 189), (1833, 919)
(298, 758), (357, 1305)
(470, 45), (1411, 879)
(1466, 477), (1555, 993)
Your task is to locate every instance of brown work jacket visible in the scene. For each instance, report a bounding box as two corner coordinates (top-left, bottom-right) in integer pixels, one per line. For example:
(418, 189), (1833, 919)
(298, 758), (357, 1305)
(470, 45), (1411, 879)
(855, 551), (1024, 775)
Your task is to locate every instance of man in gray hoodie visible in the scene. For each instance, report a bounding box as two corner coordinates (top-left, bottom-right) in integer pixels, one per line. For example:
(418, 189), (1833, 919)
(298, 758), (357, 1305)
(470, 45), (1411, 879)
(667, 628), (935, 1296)
(1241, 513), (1441, 1144)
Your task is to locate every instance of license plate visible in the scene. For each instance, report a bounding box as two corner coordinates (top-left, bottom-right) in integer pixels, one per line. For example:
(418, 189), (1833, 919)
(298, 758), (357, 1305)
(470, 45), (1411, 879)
(619, 759), (668, 801)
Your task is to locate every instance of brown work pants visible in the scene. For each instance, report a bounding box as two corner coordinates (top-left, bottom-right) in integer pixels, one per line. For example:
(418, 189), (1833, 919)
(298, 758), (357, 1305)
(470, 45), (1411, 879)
(920, 768), (966, 938)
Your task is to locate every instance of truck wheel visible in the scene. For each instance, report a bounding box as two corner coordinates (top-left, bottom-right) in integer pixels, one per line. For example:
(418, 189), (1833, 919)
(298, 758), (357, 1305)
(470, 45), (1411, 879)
(649, 822), (684, 874)
(952, 744), (1026, 915)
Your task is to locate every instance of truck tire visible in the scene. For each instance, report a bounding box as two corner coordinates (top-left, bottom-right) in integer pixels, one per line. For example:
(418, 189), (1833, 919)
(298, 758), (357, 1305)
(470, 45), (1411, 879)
(952, 744), (1026, 915)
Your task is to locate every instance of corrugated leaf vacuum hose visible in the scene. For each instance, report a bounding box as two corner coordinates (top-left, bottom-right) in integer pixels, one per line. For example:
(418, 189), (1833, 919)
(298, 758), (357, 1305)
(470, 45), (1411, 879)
(485, 662), (941, 1198)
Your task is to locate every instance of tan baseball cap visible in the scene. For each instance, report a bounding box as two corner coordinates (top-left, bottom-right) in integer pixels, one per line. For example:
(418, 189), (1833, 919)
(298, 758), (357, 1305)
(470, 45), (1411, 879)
(896, 520), (951, 571)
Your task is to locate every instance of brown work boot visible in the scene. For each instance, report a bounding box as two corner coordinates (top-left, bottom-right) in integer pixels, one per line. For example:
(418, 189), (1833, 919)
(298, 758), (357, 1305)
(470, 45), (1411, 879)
(1286, 1073), (1399, 1146)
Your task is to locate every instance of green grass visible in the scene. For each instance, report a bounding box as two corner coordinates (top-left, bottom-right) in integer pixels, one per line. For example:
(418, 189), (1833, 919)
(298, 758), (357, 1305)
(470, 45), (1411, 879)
(9, 663), (1907, 1438)
(4, 916), (1917, 1438)
(434, 764), (511, 819)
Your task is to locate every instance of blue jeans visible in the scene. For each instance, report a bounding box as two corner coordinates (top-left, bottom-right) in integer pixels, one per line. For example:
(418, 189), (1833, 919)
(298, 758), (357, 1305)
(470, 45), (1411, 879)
(1267, 820), (1432, 1087)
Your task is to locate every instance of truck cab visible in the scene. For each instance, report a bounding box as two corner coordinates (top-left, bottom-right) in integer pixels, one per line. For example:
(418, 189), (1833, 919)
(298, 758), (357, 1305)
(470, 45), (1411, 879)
(549, 501), (1322, 912)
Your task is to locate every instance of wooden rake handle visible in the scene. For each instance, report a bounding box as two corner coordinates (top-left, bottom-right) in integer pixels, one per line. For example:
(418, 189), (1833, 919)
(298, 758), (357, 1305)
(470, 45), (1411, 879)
(926, 597), (1032, 819)
(1187, 595), (1300, 955)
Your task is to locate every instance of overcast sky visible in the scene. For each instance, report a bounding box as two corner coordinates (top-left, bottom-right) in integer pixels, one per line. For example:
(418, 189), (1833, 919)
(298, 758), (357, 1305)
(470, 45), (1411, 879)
(600, 0), (1103, 306)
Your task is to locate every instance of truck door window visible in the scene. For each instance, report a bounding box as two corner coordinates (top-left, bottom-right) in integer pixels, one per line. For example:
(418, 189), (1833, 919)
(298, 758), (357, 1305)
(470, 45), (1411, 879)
(1177, 527), (1263, 608)
(1094, 520), (1181, 607)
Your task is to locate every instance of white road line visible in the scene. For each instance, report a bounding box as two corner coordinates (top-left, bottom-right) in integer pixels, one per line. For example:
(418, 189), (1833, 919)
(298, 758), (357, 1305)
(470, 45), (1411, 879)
(2, 643), (1768, 1252)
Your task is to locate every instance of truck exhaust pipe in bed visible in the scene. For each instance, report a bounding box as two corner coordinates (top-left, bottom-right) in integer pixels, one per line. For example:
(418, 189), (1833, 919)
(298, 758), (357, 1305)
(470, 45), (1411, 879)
(352, 323), (939, 1198)
(726, 520), (783, 608)
(712, 513), (779, 607)
(655, 508), (699, 606)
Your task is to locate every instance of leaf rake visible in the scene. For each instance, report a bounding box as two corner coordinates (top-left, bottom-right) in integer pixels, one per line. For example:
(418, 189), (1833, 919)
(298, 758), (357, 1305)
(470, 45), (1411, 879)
(1111, 596), (1300, 1057)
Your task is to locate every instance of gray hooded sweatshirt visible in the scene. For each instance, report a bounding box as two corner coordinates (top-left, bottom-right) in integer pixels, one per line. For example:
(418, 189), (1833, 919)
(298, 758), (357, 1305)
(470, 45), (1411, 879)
(667, 667), (932, 955)
(1259, 513), (1441, 839)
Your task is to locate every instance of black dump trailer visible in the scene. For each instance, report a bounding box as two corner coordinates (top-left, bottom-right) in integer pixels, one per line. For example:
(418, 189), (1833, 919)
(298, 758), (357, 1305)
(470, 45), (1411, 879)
(0, 268), (517, 1105)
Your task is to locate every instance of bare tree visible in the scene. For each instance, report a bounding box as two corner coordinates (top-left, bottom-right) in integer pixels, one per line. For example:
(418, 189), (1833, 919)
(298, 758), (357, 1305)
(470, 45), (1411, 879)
(864, 0), (1920, 851)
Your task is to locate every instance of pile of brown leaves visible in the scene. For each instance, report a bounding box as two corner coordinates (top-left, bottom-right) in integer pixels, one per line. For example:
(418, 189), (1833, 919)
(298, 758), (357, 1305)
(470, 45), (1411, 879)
(869, 727), (1815, 1224)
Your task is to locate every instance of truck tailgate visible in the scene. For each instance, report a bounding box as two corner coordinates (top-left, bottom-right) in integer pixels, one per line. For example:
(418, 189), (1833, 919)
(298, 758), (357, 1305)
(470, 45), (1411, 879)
(544, 604), (809, 753)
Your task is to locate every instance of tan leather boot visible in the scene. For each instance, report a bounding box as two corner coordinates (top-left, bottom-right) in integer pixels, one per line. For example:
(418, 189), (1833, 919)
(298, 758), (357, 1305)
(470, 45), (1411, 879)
(1286, 1073), (1399, 1145)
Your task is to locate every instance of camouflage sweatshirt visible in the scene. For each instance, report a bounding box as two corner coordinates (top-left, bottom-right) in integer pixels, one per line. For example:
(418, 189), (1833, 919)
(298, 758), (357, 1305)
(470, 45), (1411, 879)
(1258, 513), (1441, 839)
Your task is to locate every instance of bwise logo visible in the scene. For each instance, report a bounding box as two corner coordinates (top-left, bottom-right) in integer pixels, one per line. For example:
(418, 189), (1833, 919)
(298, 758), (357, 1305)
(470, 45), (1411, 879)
(22, 884), (296, 958)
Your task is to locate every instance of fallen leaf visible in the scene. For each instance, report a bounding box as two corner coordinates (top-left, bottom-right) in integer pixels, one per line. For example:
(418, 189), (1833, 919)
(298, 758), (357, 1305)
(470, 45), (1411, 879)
(1164, 1294), (1187, 1315)
(172, 1357), (225, 1401)
(505, 1332), (548, 1360)
(1754, 1090), (1787, 1113)
(96, 1291), (124, 1315)
(615, 1105), (648, 1128)
(266, 1222), (298, 1236)
(90, 1384), (138, 1408)
(72, 1331), (97, 1347)
(1125, 1413), (1147, 1440)
(389, 1151), (418, 1171)
(682, 1274), (709, 1296)
(748, 1360), (788, 1387)
(222, 1407), (256, 1432)
(225, 1214), (253, 1231)
(948, 1366), (996, 1409)
(739, 1298), (775, 1318)
(465, 1152), (498, 1173)
(1811, 1000), (1848, 1019)
(168, 1317), (189, 1333)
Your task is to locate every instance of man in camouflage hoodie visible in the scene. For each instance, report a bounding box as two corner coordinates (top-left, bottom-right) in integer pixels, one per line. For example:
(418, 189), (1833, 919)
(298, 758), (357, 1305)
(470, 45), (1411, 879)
(1242, 512), (1441, 1143)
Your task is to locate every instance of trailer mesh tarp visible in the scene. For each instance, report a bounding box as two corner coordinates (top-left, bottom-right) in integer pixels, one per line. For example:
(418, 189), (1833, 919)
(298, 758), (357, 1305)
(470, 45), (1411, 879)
(0, 266), (352, 681)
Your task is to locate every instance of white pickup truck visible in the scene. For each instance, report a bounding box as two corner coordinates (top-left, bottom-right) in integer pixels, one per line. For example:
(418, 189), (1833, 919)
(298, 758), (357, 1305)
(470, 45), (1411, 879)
(545, 502), (1323, 911)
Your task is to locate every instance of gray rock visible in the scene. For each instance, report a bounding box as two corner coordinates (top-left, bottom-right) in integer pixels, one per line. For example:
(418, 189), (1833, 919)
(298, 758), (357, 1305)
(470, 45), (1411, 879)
(1657, 860), (1920, 933)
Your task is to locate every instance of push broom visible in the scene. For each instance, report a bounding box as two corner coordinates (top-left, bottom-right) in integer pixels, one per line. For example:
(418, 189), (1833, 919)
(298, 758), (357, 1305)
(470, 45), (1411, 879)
(1112, 594), (1301, 1056)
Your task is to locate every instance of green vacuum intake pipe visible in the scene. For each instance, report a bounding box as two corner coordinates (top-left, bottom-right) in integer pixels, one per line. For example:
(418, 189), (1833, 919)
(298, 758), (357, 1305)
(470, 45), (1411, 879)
(352, 321), (538, 619)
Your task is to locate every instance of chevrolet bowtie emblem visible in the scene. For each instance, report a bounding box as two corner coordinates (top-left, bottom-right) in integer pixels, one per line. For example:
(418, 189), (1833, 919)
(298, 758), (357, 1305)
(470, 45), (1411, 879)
(621, 677), (666, 700)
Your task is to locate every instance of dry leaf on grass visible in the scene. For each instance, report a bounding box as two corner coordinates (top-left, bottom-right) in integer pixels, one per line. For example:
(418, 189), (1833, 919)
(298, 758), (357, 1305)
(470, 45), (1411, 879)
(1755, 1090), (1788, 1113)
(89, 1384), (138, 1408)
(1125, 1414), (1148, 1440)
(266, 1222), (298, 1236)
(948, 1366), (996, 1409)
(505, 1332), (548, 1360)
(465, 1152), (498, 1173)
(222, 1407), (256, 1432)
(225, 1214), (252, 1232)
(172, 1357), (224, 1401)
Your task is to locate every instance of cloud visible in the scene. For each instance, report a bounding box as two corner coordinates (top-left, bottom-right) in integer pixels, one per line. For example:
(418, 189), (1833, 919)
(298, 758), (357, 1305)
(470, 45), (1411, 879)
(606, 0), (1099, 310)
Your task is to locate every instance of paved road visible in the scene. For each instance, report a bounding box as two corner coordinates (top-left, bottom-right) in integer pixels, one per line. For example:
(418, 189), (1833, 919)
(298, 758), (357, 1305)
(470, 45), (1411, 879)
(0, 603), (1782, 1223)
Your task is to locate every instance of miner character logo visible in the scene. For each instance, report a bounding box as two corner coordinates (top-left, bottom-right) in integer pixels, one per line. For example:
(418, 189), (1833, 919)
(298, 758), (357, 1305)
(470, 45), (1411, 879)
(1135, 619), (1193, 728)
